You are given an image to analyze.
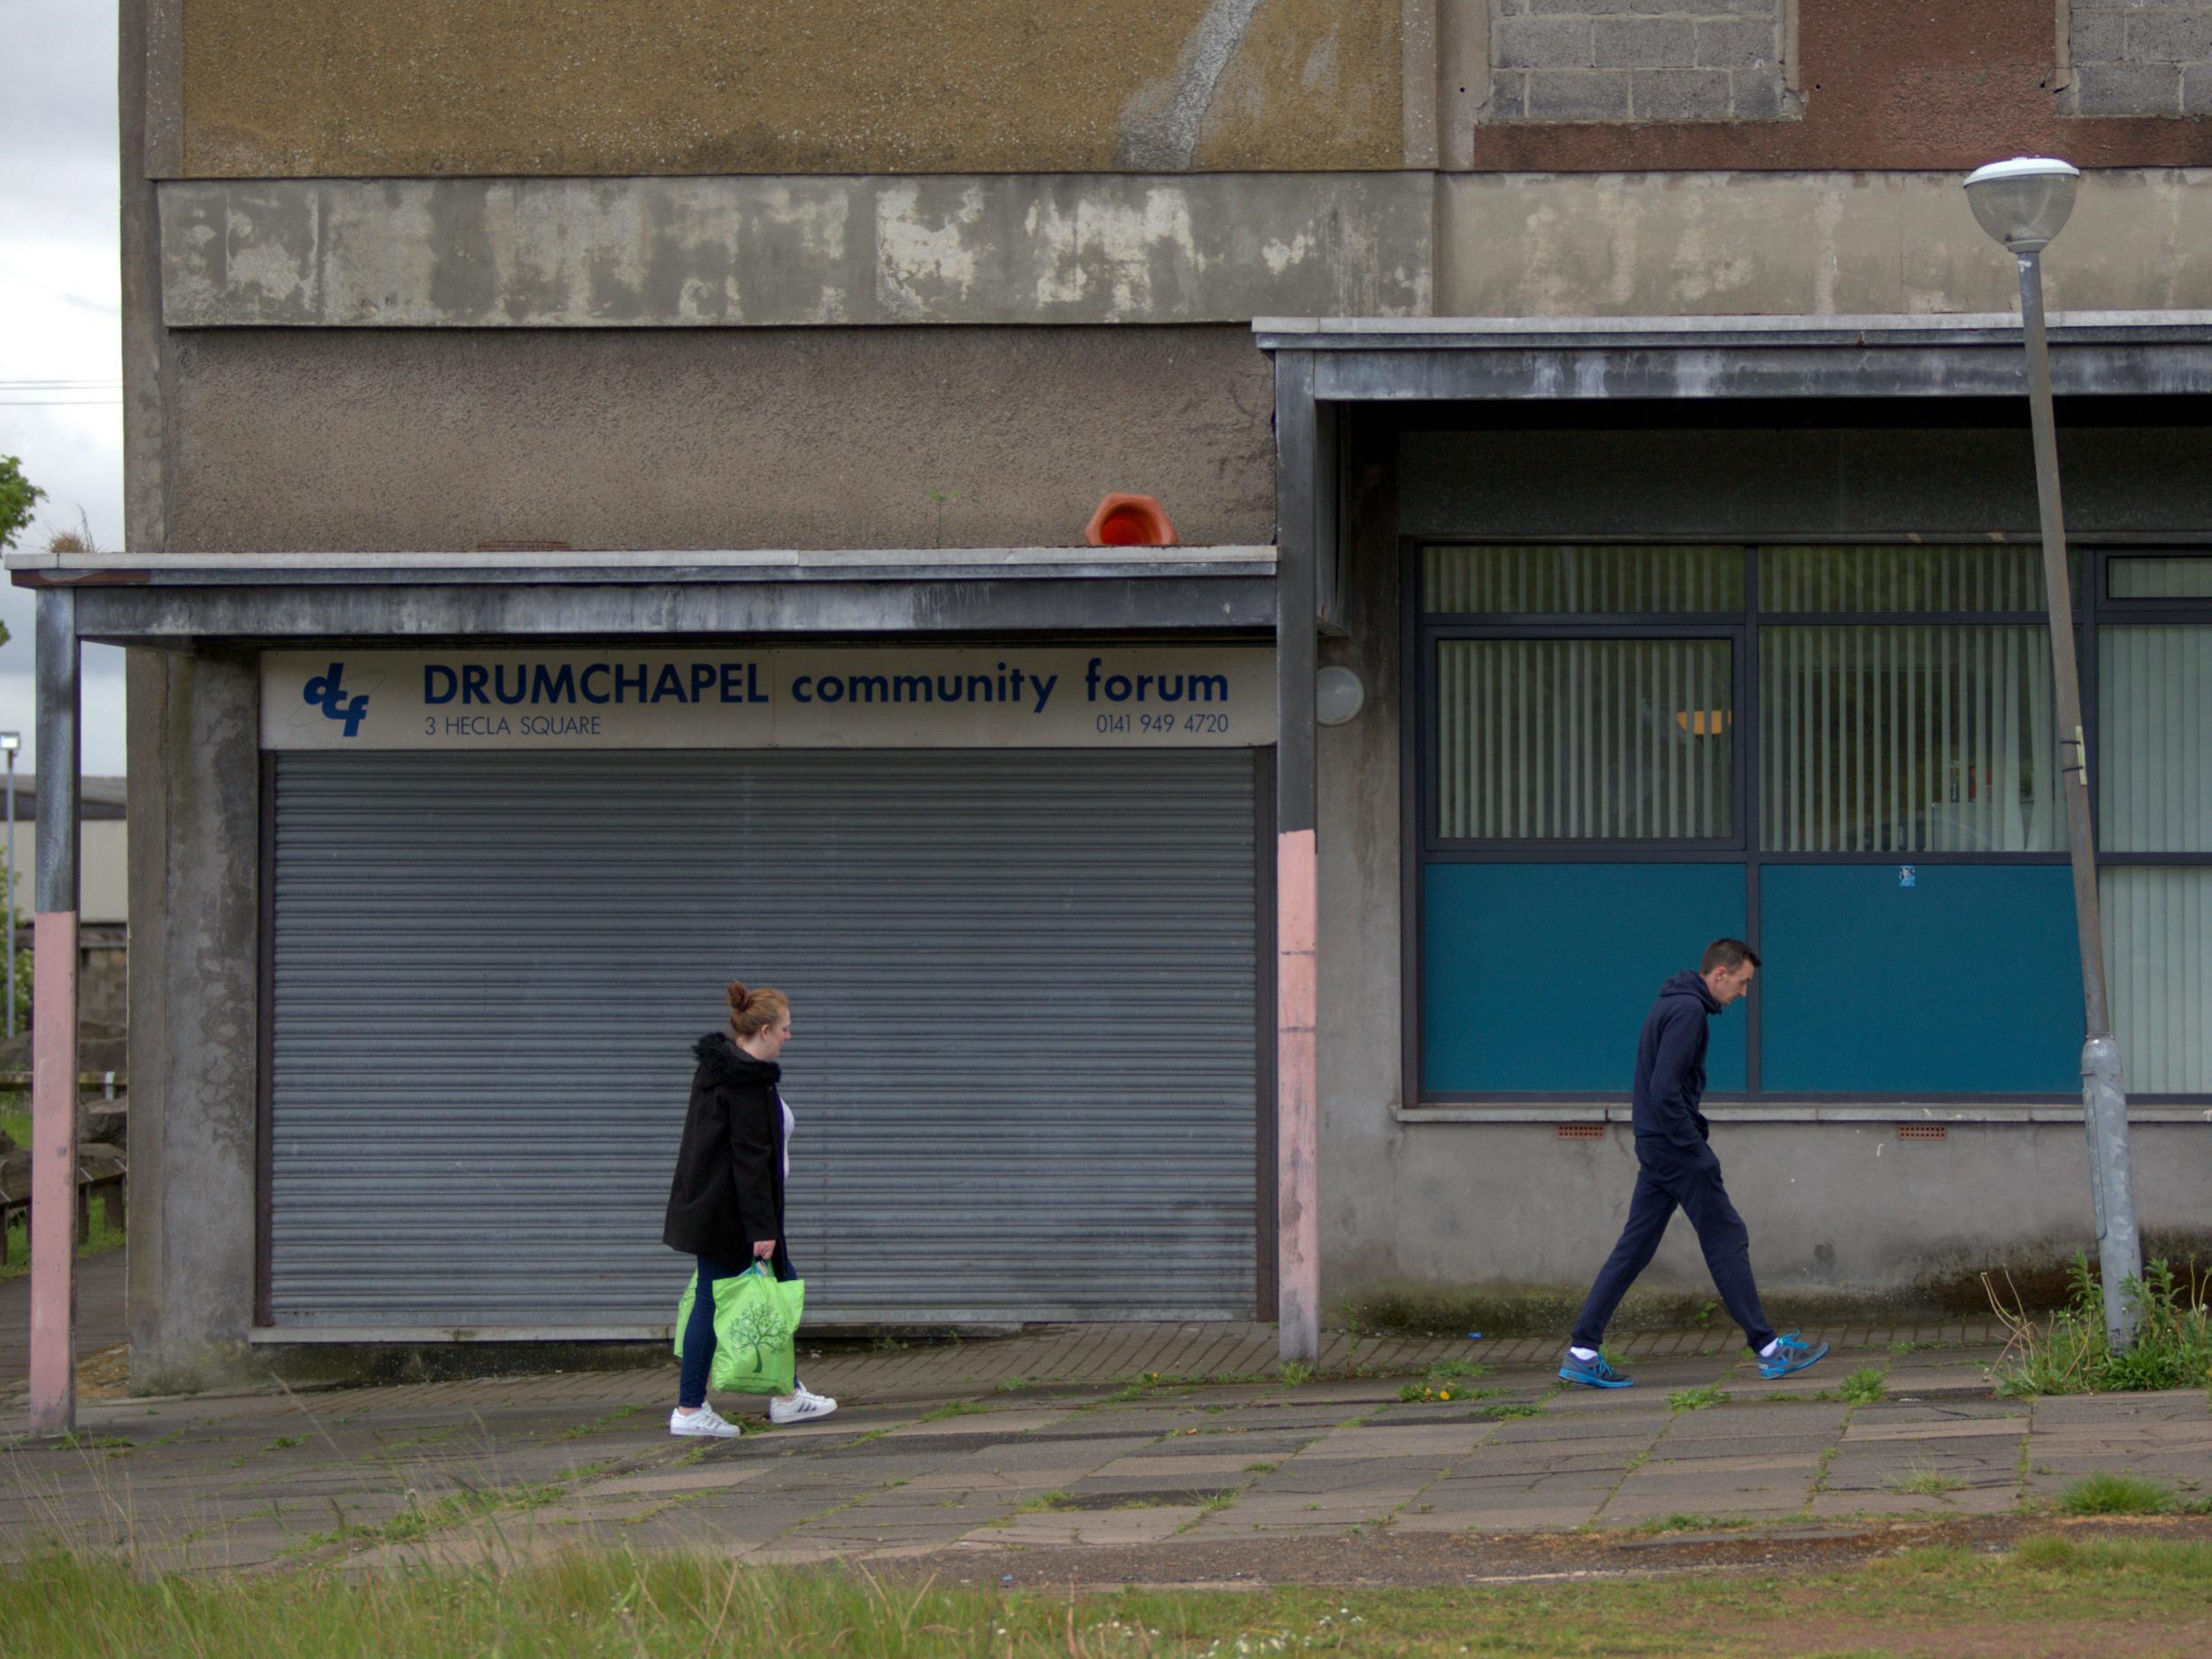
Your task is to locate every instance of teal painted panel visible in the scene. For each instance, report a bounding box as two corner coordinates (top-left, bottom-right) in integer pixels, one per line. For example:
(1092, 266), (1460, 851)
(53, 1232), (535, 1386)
(1423, 864), (1747, 1094)
(1763, 864), (2080, 1093)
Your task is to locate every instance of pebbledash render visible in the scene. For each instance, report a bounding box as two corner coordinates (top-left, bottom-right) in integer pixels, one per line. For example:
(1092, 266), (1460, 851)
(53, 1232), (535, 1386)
(12, 0), (2212, 1411)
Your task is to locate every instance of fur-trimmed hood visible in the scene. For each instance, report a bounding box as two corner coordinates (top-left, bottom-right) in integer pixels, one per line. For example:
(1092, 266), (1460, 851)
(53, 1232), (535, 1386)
(692, 1031), (781, 1087)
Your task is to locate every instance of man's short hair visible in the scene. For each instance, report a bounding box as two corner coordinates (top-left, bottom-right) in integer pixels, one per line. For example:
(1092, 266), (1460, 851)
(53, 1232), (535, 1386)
(1701, 938), (1762, 973)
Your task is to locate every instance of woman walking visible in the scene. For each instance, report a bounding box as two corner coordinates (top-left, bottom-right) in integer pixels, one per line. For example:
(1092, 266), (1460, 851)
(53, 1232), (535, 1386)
(664, 980), (838, 1438)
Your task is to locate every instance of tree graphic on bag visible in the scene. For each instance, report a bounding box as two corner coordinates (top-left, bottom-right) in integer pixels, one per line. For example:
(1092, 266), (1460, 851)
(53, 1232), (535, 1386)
(672, 1264), (806, 1396)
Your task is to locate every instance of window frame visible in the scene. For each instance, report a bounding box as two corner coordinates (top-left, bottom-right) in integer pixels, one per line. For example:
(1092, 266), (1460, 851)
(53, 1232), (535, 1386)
(1402, 538), (2212, 1110)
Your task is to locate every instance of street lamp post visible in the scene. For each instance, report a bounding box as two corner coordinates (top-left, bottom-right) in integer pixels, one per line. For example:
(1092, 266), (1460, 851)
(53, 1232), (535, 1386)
(1, 733), (16, 1041)
(1963, 157), (2142, 1350)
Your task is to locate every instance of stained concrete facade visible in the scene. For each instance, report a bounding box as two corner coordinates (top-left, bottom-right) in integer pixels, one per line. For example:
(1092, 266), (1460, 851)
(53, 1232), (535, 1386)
(107, 0), (2212, 1387)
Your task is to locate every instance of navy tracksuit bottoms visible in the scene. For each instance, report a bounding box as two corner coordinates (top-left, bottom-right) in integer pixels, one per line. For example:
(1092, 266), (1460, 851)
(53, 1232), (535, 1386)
(1570, 1148), (1776, 1355)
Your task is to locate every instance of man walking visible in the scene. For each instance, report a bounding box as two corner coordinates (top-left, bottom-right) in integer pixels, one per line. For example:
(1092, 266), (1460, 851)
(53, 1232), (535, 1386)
(1560, 939), (1829, 1389)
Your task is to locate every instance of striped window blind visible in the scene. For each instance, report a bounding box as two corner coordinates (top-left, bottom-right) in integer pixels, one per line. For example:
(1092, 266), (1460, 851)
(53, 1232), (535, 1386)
(1433, 639), (1733, 840)
(2099, 626), (2211, 852)
(2102, 869), (2211, 1094)
(1422, 545), (1742, 614)
(1759, 626), (2060, 852)
(1760, 546), (2047, 612)
(2108, 557), (2212, 600)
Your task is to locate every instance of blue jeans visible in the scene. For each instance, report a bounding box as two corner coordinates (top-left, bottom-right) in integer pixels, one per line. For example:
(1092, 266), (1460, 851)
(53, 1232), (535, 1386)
(678, 1249), (797, 1409)
(1570, 1153), (1776, 1355)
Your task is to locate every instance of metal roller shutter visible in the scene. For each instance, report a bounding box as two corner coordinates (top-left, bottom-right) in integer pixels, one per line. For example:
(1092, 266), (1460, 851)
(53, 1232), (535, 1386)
(267, 749), (1262, 1330)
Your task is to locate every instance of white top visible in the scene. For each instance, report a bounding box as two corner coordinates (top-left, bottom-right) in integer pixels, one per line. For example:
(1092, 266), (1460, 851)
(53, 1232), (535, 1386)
(780, 1092), (794, 1182)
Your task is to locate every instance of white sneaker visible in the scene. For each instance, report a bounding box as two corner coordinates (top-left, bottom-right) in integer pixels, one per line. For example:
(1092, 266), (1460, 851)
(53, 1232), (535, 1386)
(669, 1404), (741, 1439)
(769, 1383), (838, 1425)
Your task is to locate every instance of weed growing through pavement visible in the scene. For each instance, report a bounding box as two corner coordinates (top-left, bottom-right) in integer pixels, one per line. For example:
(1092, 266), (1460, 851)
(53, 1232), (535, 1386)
(1277, 1361), (1314, 1386)
(1666, 1384), (1726, 1413)
(554, 1404), (640, 1441)
(1839, 1367), (1887, 1406)
(1887, 1459), (1965, 1497)
(1633, 1512), (1755, 1534)
(1398, 1356), (1497, 1402)
(1988, 1254), (2212, 1395)
(2058, 1472), (2175, 1516)
(1479, 1402), (1544, 1421)
(918, 1400), (991, 1424)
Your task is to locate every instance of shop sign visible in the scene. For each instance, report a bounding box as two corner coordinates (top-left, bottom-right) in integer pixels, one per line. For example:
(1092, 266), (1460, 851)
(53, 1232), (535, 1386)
(263, 647), (1277, 750)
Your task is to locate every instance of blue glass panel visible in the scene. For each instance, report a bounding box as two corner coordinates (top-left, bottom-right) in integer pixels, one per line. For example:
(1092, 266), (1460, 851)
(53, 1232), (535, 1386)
(1762, 864), (2080, 1093)
(1423, 864), (1747, 1094)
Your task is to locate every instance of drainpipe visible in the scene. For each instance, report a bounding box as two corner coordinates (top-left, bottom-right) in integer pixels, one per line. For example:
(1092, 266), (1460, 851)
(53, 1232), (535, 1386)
(1273, 353), (1321, 1366)
(28, 588), (81, 1435)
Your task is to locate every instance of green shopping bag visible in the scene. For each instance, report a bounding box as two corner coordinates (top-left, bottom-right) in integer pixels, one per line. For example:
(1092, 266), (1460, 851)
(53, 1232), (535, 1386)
(672, 1263), (806, 1395)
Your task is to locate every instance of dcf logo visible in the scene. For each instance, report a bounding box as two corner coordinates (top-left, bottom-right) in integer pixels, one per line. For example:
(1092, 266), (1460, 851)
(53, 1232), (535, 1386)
(304, 663), (370, 737)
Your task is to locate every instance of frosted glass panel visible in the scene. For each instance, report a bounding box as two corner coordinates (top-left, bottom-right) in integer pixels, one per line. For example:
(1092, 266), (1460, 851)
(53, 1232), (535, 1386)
(1760, 626), (2060, 852)
(2099, 626), (2212, 852)
(1761, 546), (2046, 612)
(1423, 546), (1742, 614)
(2102, 868), (2212, 1094)
(1434, 640), (1732, 840)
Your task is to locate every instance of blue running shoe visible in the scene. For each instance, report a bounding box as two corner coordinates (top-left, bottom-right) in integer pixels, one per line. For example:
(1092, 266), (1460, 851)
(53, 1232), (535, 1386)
(1558, 1351), (1634, 1389)
(1757, 1332), (1831, 1379)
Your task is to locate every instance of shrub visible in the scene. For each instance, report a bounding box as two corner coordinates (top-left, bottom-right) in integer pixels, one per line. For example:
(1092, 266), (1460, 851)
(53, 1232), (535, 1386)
(1988, 1255), (2212, 1397)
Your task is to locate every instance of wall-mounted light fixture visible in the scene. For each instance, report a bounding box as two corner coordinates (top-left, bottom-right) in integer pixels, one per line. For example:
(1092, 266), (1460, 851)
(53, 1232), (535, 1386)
(1316, 664), (1365, 726)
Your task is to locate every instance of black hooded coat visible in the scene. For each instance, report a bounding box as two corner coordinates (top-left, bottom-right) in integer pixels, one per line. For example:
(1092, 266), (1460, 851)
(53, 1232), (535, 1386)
(663, 1032), (787, 1271)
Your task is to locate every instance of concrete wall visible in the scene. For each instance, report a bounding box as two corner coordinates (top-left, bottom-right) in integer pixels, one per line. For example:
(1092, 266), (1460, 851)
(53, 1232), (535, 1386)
(126, 650), (261, 1393)
(1434, 170), (2212, 317)
(1399, 419), (2212, 539)
(174, 0), (1402, 176)
(2069, 4), (2212, 116)
(1486, 0), (1792, 124)
(163, 326), (1277, 554)
(1352, 1119), (2212, 1310)
(160, 172), (2212, 334)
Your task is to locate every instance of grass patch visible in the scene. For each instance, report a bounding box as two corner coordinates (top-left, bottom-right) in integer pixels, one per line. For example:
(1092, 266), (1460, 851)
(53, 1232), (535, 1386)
(994, 1376), (1030, 1394)
(1839, 1366), (1887, 1406)
(1241, 1462), (1278, 1474)
(1990, 1254), (2212, 1396)
(1479, 1402), (1545, 1421)
(1276, 1361), (1314, 1386)
(2057, 1472), (2175, 1516)
(1886, 1460), (1966, 1497)
(1666, 1384), (1726, 1413)
(12, 1536), (2212, 1657)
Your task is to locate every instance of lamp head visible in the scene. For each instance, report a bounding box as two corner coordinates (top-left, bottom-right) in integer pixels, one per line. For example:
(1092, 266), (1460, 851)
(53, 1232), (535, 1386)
(1964, 157), (2080, 255)
(0, 734), (19, 756)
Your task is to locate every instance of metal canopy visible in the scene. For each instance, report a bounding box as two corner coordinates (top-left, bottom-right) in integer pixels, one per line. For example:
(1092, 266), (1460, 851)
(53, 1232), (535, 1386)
(2, 547), (1280, 649)
(1252, 311), (2212, 403)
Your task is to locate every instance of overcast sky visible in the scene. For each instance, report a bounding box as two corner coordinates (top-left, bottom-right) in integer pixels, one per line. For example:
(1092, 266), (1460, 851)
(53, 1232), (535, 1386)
(0, 0), (127, 776)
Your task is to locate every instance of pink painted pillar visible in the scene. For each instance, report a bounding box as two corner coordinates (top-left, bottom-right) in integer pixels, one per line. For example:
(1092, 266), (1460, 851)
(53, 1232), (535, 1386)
(1271, 348), (1323, 1365)
(27, 913), (78, 1433)
(1275, 829), (1319, 1363)
(27, 586), (80, 1437)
